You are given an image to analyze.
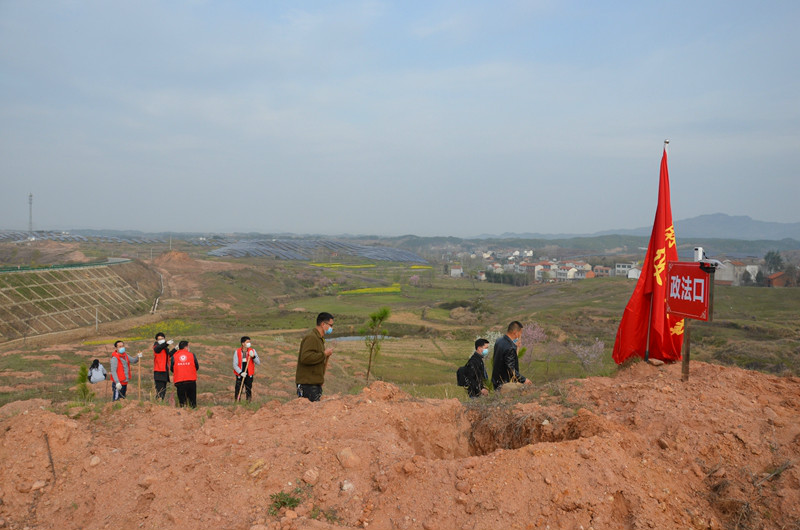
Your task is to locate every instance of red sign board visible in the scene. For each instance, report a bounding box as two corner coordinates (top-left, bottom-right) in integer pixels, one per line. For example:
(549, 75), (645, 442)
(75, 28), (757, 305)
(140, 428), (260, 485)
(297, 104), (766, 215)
(666, 261), (713, 321)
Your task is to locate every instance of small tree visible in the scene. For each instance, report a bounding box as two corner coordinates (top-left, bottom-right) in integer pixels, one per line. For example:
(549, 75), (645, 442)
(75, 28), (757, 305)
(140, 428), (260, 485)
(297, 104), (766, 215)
(75, 365), (95, 404)
(741, 269), (753, 286)
(784, 264), (798, 287)
(519, 321), (546, 364)
(570, 338), (605, 374)
(764, 250), (784, 274)
(362, 307), (391, 383)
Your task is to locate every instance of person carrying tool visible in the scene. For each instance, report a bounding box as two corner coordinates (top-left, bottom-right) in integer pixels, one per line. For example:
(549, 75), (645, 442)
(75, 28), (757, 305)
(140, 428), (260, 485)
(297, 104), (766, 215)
(233, 336), (261, 402)
(152, 332), (176, 400)
(170, 340), (199, 408)
(109, 340), (142, 401)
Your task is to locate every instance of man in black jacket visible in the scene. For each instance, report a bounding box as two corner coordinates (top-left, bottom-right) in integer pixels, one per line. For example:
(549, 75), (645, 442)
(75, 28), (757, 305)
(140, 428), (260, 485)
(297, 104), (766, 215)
(491, 321), (533, 390)
(152, 332), (176, 400)
(466, 338), (490, 398)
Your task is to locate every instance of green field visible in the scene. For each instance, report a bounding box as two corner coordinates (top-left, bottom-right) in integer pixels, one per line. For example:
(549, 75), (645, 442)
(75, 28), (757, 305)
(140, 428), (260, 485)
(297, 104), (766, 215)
(1, 257), (798, 408)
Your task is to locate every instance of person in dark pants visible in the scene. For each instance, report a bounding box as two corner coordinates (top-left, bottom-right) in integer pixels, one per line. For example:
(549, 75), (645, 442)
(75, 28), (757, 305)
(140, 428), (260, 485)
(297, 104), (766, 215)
(465, 338), (491, 398)
(491, 321), (533, 390)
(110, 340), (141, 401)
(152, 332), (176, 400)
(234, 336), (261, 402)
(170, 340), (199, 408)
(296, 312), (334, 402)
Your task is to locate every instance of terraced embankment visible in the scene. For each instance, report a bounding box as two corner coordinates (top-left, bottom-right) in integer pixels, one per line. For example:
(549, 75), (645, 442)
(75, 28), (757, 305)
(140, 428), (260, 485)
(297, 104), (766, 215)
(0, 261), (160, 342)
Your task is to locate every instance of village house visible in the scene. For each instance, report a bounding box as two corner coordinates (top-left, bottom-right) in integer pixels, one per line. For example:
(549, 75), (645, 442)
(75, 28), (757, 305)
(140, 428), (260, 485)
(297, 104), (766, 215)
(593, 265), (612, 277)
(556, 265), (578, 281)
(767, 271), (789, 288)
(615, 262), (636, 277)
(450, 265), (463, 278)
(713, 260), (761, 286)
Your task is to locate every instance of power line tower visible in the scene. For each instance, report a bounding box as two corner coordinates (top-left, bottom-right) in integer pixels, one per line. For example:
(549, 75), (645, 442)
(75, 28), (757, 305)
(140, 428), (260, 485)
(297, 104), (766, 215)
(28, 193), (33, 237)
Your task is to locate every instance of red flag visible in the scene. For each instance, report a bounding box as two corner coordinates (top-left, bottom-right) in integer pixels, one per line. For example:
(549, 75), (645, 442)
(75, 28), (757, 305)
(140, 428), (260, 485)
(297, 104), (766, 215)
(612, 145), (684, 364)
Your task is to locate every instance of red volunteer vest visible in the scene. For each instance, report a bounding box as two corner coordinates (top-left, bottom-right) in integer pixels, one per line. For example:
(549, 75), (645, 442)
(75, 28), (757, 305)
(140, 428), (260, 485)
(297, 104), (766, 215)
(234, 348), (256, 376)
(111, 351), (130, 384)
(153, 343), (169, 372)
(173, 350), (197, 383)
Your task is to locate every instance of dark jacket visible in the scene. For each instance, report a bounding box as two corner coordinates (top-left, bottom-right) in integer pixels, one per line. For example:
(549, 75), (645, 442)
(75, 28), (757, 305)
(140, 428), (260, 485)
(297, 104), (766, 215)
(491, 335), (526, 389)
(465, 352), (488, 398)
(296, 328), (327, 385)
(153, 342), (176, 382)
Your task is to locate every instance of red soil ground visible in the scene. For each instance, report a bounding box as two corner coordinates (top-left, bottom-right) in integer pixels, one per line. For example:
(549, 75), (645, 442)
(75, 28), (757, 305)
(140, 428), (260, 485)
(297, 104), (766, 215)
(0, 360), (798, 530)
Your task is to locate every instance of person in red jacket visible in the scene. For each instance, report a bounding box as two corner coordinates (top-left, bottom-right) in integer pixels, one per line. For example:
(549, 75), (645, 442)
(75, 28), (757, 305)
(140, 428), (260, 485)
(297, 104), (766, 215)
(152, 332), (176, 400)
(233, 336), (261, 402)
(170, 340), (199, 408)
(109, 340), (142, 401)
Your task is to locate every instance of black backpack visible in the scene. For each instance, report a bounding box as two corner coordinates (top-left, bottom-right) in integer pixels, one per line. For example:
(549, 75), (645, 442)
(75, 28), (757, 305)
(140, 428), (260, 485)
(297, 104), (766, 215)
(456, 364), (473, 387)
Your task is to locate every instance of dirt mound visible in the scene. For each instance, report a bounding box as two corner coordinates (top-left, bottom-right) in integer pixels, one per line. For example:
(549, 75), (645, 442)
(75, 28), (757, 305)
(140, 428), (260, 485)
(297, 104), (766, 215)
(153, 250), (195, 267)
(0, 363), (798, 530)
(0, 240), (89, 266)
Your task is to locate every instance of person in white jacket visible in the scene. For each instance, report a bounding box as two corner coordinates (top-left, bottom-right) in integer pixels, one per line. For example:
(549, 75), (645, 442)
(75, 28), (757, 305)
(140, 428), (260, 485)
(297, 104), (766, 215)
(233, 336), (261, 402)
(88, 359), (107, 384)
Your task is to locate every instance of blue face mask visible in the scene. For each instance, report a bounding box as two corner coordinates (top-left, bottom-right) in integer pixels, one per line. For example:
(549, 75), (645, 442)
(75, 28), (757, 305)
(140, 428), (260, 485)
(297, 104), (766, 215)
(118, 347), (126, 354)
(325, 326), (333, 335)
(481, 348), (489, 357)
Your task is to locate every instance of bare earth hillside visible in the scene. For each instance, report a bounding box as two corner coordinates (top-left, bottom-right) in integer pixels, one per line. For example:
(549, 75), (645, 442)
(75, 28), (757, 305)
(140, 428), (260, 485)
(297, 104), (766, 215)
(0, 361), (798, 530)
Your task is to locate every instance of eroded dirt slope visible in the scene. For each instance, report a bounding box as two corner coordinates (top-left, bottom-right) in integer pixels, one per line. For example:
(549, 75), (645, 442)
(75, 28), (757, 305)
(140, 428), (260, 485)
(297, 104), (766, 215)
(0, 361), (798, 530)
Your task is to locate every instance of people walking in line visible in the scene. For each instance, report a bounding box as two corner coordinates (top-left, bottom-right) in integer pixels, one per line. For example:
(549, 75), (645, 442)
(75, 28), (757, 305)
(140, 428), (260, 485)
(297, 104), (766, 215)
(233, 336), (261, 402)
(88, 359), (107, 384)
(491, 321), (533, 390)
(110, 340), (142, 401)
(171, 340), (199, 408)
(152, 332), (175, 400)
(465, 338), (490, 398)
(296, 312), (334, 402)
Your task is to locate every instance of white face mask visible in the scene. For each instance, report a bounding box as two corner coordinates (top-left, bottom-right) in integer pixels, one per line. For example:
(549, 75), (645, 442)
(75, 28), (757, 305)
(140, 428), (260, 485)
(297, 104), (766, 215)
(158, 339), (165, 344)
(245, 342), (251, 349)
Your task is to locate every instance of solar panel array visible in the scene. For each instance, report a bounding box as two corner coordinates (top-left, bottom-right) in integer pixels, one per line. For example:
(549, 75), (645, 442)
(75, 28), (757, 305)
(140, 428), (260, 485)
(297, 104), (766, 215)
(0, 231), (167, 244)
(0, 231), (426, 263)
(208, 239), (427, 263)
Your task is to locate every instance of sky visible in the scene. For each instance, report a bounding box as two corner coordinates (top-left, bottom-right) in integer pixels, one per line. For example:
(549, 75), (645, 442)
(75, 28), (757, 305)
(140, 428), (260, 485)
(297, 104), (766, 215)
(1, 1), (798, 238)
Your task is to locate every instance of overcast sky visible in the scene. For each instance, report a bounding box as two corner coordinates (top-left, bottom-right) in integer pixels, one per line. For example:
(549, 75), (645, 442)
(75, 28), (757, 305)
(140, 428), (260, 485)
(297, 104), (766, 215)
(1, 1), (798, 238)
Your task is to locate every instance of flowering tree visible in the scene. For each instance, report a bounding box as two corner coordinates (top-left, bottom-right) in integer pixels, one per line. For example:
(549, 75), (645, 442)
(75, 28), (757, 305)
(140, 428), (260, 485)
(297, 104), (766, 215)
(519, 322), (546, 363)
(570, 338), (605, 373)
(409, 275), (421, 287)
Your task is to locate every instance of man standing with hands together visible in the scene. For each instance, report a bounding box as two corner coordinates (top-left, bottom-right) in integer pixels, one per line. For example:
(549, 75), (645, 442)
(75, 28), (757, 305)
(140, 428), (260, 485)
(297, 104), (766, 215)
(152, 332), (175, 400)
(295, 312), (334, 402)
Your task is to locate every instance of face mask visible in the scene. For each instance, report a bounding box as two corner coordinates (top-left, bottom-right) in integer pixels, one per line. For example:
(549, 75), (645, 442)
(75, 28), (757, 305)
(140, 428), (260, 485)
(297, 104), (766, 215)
(325, 326), (333, 335)
(118, 347), (126, 354)
(512, 338), (519, 344)
(158, 339), (165, 344)
(481, 348), (489, 357)
(245, 342), (251, 348)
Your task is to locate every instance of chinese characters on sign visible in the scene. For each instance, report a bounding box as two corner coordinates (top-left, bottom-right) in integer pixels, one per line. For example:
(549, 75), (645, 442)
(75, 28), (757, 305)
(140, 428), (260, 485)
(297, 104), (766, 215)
(666, 262), (713, 321)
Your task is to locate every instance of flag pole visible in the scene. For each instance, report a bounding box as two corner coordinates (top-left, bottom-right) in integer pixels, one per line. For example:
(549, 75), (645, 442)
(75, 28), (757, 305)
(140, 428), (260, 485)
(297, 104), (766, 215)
(644, 139), (669, 362)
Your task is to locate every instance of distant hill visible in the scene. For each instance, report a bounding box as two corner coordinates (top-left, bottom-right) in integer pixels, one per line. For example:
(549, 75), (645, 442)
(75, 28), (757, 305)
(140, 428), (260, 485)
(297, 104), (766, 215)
(484, 213), (800, 241)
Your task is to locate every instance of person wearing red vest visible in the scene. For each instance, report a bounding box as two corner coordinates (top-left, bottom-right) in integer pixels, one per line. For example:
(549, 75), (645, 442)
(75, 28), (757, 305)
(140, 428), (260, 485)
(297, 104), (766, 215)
(233, 336), (261, 402)
(110, 340), (142, 401)
(152, 332), (176, 400)
(170, 340), (199, 408)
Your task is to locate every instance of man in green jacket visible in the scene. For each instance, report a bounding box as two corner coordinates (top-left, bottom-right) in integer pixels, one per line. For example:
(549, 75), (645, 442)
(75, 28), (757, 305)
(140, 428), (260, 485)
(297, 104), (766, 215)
(296, 312), (334, 402)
